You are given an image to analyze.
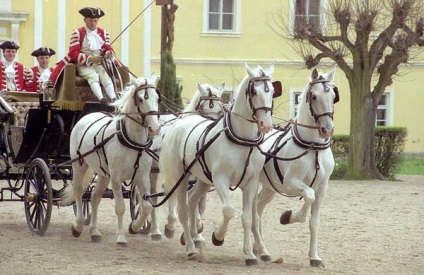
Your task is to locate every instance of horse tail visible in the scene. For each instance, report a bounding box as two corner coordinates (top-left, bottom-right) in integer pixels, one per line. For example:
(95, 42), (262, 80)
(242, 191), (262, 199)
(59, 167), (94, 206)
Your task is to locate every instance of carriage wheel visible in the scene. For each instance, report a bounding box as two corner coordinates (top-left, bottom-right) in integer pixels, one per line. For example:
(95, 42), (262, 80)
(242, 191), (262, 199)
(72, 199), (91, 226)
(24, 158), (53, 236)
(129, 184), (150, 235)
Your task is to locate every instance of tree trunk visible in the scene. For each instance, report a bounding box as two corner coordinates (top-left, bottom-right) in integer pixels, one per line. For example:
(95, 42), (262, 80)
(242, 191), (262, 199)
(347, 82), (376, 179)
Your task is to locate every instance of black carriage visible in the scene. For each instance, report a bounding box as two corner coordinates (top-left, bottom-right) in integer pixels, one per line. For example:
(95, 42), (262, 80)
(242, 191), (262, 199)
(0, 65), (142, 236)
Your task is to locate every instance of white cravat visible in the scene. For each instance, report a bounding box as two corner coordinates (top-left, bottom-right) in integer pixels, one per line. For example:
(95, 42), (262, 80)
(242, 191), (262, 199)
(86, 28), (104, 51)
(4, 61), (15, 79)
(38, 67), (51, 83)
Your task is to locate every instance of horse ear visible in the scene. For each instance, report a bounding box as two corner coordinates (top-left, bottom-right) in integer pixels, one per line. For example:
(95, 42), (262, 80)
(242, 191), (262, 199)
(266, 63), (274, 76)
(311, 68), (319, 81)
(245, 63), (255, 78)
(150, 71), (157, 84)
(326, 66), (336, 82)
(130, 76), (140, 87)
(197, 82), (206, 95)
(218, 82), (225, 96)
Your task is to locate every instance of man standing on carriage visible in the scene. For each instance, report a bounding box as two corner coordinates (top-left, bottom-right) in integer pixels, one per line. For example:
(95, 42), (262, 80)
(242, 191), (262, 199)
(50, 7), (117, 103)
(0, 41), (33, 92)
(29, 47), (56, 92)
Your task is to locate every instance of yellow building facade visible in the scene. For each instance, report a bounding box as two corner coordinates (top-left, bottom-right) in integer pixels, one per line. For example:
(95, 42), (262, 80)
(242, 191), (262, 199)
(4, 0), (424, 154)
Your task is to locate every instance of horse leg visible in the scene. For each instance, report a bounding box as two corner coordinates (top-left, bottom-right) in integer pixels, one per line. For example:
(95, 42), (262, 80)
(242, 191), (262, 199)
(240, 183), (260, 266)
(187, 180), (210, 247)
(164, 193), (177, 239)
(129, 176), (153, 236)
(110, 178), (127, 245)
(281, 186), (315, 225)
(89, 175), (109, 242)
(251, 187), (271, 262)
(176, 176), (199, 259)
(148, 172), (162, 240)
(197, 193), (206, 233)
(308, 183), (328, 268)
(71, 163), (88, 237)
(256, 186), (276, 242)
(211, 179), (234, 248)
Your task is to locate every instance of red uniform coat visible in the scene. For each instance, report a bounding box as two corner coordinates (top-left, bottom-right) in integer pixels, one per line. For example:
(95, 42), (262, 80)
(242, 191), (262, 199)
(0, 62), (33, 91)
(50, 27), (114, 86)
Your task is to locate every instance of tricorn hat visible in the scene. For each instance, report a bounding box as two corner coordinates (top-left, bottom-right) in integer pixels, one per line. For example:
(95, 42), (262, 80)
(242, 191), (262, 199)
(79, 7), (105, 18)
(0, 41), (20, 51)
(31, 47), (56, 57)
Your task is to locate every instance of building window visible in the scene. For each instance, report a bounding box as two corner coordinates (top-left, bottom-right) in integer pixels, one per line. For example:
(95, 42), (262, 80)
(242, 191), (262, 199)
(376, 92), (393, 126)
(202, 0), (241, 36)
(290, 90), (302, 118)
(289, 0), (328, 36)
(209, 0), (233, 30)
(222, 89), (234, 104)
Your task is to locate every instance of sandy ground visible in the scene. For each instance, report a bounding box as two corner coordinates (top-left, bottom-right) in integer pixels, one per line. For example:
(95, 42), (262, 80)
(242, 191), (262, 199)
(0, 175), (423, 275)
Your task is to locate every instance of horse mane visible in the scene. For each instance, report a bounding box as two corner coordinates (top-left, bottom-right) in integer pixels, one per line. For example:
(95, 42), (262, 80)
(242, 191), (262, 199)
(110, 76), (152, 114)
(109, 84), (134, 114)
(183, 89), (201, 114)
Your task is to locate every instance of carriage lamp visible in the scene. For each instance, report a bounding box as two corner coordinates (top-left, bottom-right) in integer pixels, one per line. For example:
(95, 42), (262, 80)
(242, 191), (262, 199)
(42, 85), (56, 102)
(39, 81), (56, 111)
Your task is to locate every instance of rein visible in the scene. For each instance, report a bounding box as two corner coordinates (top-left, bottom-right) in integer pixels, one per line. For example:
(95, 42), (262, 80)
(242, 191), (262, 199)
(110, 0), (156, 46)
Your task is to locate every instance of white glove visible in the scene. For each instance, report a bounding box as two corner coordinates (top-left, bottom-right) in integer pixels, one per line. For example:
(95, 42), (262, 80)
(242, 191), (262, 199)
(104, 50), (113, 59)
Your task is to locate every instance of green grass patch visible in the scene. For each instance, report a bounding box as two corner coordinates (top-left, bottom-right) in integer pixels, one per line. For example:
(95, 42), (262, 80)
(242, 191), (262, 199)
(398, 157), (424, 175)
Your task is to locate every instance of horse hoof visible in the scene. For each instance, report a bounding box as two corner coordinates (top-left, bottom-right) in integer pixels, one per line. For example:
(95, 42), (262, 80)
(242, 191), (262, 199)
(164, 227), (174, 239)
(310, 259), (325, 268)
(91, 235), (102, 243)
(197, 221), (204, 234)
(280, 210), (292, 225)
(128, 222), (138, 235)
(140, 221), (151, 235)
(260, 255), (271, 262)
(71, 226), (81, 238)
(151, 234), (162, 241)
(180, 232), (185, 246)
(245, 259), (258, 266)
(211, 232), (224, 246)
(188, 252), (200, 261)
(116, 241), (128, 247)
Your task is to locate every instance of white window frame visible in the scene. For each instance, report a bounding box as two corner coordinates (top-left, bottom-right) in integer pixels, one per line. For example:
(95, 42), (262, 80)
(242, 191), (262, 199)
(202, 0), (241, 37)
(376, 90), (394, 126)
(288, 0), (328, 37)
(290, 88), (303, 118)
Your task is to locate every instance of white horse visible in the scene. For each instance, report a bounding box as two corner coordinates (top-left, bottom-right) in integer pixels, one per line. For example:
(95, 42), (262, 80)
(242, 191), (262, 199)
(159, 63), (276, 265)
(139, 82), (225, 240)
(257, 67), (339, 267)
(60, 72), (161, 245)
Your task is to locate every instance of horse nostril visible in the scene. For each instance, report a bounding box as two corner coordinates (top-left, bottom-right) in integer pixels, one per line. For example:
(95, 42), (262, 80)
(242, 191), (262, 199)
(321, 127), (327, 133)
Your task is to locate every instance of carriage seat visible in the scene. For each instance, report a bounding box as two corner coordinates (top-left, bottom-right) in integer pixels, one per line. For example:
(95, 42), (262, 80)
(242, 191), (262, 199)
(9, 102), (39, 126)
(57, 63), (130, 102)
(1, 92), (40, 126)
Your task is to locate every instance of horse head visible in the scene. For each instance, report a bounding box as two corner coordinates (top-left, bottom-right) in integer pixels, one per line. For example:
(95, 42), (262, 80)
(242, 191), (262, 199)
(243, 63), (275, 134)
(113, 72), (161, 137)
(193, 82), (225, 120)
(302, 67), (339, 139)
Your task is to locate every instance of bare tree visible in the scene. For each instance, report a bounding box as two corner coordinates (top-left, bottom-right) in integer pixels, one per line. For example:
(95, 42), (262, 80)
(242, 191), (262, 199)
(272, 0), (424, 179)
